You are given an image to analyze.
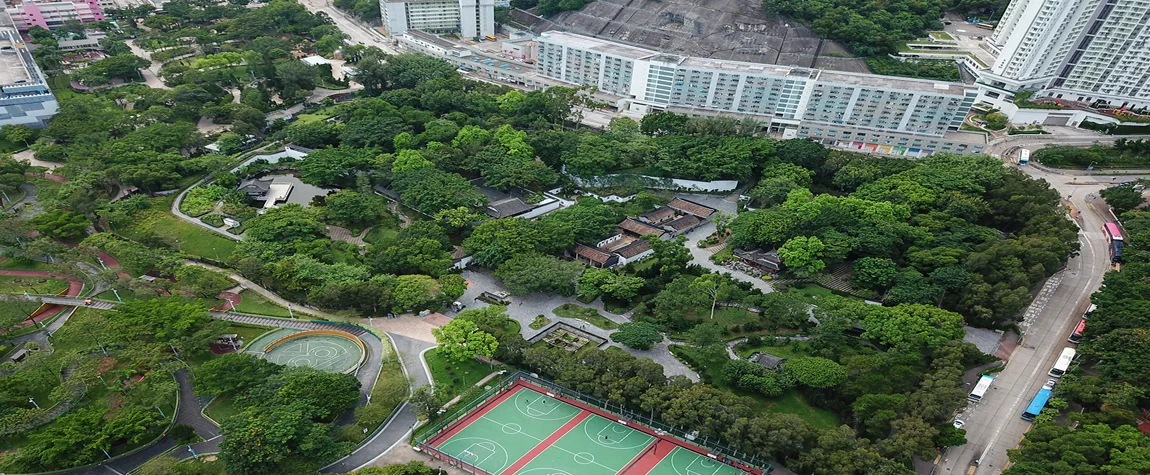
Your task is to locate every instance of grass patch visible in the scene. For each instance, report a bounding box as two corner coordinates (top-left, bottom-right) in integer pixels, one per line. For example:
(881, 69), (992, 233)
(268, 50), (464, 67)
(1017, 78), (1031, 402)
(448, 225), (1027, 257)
(424, 348), (502, 403)
(363, 215), (402, 245)
(734, 341), (812, 359)
(0, 259), (52, 271)
(0, 275), (70, 295)
(668, 344), (839, 430)
(204, 392), (243, 423)
(552, 303), (619, 330)
(529, 315), (551, 330)
(94, 287), (158, 303)
(232, 289), (293, 318)
(928, 31), (955, 41)
(118, 197), (239, 261)
(295, 112), (333, 125)
(787, 283), (839, 304)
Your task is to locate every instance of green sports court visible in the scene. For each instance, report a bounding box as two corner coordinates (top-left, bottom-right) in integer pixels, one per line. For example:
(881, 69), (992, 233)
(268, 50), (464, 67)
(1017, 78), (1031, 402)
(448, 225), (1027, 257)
(261, 330), (365, 374)
(425, 383), (757, 475)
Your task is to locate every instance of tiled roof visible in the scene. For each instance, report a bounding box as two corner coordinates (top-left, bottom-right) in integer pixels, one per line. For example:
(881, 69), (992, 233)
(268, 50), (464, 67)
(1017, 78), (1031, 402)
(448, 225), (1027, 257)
(668, 198), (715, 218)
(640, 207), (676, 224)
(665, 215), (702, 231)
(574, 244), (612, 264)
(615, 240), (651, 258)
(618, 218), (665, 237)
(485, 198), (534, 218)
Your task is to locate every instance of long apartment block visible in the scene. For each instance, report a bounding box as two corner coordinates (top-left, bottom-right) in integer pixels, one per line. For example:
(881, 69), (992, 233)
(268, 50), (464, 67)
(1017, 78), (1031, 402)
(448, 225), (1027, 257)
(536, 31), (985, 156)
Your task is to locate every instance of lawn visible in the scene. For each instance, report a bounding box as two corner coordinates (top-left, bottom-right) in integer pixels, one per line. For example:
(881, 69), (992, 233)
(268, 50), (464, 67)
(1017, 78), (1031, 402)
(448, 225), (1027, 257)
(787, 283), (838, 303)
(0, 275), (70, 295)
(204, 392), (243, 424)
(0, 258), (52, 271)
(363, 214), (402, 245)
(552, 303), (619, 330)
(734, 341), (812, 360)
(94, 287), (159, 303)
(233, 290), (293, 318)
(928, 31), (955, 40)
(424, 347), (503, 403)
(295, 112), (333, 125)
(668, 344), (840, 430)
(118, 197), (239, 261)
(529, 315), (551, 330)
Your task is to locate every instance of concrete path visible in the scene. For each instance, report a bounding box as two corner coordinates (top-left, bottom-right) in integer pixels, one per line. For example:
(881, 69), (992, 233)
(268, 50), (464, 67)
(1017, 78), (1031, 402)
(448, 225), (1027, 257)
(14, 149), (62, 170)
(185, 260), (336, 319)
(682, 222), (775, 294)
(171, 179), (244, 241)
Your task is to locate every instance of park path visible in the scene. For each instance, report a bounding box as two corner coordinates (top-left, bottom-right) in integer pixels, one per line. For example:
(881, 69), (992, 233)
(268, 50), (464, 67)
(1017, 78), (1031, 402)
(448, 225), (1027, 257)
(327, 224), (369, 247)
(0, 265), (85, 324)
(185, 260), (337, 319)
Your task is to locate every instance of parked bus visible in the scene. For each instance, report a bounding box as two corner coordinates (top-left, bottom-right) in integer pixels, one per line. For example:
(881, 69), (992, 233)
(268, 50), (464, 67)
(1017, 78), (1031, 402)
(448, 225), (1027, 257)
(1049, 347), (1076, 377)
(968, 374), (995, 402)
(1084, 303), (1096, 319)
(1019, 149), (1030, 164)
(1021, 387), (1053, 421)
(1104, 222), (1124, 242)
(1068, 319), (1086, 344)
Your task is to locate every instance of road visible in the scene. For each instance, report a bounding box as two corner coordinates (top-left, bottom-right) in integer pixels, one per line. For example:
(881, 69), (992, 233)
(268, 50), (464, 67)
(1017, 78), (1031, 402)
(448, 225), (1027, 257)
(936, 159), (1147, 474)
(297, 0), (398, 54)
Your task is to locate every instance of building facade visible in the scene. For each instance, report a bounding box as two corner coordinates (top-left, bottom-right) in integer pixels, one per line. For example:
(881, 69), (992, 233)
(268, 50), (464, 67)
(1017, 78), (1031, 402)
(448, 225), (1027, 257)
(536, 31), (985, 156)
(980, 0), (1150, 110)
(381, 0), (494, 38)
(0, 27), (59, 127)
(5, 0), (104, 31)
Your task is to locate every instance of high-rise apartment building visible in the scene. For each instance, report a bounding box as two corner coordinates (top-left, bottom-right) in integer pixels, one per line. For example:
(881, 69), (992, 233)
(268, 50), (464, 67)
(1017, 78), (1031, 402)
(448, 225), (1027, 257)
(381, 0), (494, 38)
(4, 0), (104, 31)
(536, 32), (984, 156)
(981, 0), (1150, 109)
(0, 26), (59, 127)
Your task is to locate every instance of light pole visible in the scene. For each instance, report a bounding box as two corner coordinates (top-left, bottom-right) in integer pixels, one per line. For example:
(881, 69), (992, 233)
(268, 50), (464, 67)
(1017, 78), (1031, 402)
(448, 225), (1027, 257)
(97, 257), (107, 270)
(112, 289), (122, 303)
(287, 303), (294, 318)
(1087, 161), (1097, 172)
(28, 397), (39, 409)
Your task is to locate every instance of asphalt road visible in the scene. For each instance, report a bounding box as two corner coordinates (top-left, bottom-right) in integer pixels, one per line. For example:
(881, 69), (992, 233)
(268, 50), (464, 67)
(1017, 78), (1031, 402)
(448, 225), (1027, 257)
(935, 158), (1141, 474)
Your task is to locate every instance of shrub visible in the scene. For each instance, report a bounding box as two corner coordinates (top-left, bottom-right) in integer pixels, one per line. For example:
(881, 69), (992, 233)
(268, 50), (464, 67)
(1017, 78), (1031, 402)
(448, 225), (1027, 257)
(167, 424), (197, 443)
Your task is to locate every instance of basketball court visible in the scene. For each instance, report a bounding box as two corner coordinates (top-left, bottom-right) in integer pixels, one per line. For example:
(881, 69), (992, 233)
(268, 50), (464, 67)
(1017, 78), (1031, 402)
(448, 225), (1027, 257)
(426, 384), (753, 475)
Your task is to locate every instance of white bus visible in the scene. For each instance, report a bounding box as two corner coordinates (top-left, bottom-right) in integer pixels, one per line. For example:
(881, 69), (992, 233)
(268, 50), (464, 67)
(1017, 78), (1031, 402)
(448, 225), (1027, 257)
(968, 374), (995, 402)
(1019, 149), (1030, 164)
(1049, 347), (1076, 377)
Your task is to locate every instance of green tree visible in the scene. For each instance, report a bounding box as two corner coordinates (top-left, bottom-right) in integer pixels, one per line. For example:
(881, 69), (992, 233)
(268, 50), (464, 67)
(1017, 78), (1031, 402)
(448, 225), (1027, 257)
(431, 318), (498, 364)
(197, 353), (283, 396)
(1101, 185), (1145, 213)
(852, 257), (898, 291)
(2, 124), (35, 147)
(29, 210), (91, 241)
(266, 367), (361, 421)
(610, 322), (663, 350)
(778, 235), (826, 277)
(689, 273), (732, 320)
(861, 304), (965, 353)
(785, 356), (848, 388)
(324, 189), (381, 225)
(494, 253), (583, 296)
(463, 218), (541, 268)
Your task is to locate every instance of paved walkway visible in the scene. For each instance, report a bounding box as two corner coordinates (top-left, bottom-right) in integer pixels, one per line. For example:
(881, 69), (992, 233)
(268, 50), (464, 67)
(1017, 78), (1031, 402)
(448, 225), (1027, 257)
(185, 260), (337, 319)
(171, 179), (244, 241)
(682, 222), (775, 294)
(327, 224), (369, 247)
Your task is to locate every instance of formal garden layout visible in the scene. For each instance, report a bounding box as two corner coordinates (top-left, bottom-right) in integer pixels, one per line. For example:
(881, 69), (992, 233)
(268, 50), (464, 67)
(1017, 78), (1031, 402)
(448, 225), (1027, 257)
(0, 1), (1146, 474)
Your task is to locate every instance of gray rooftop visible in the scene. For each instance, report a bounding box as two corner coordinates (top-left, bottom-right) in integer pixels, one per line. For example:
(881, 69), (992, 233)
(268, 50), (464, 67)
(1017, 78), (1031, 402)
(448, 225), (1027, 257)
(538, 31), (656, 60)
(406, 29), (460, 50)
(0, 29), (35, 86)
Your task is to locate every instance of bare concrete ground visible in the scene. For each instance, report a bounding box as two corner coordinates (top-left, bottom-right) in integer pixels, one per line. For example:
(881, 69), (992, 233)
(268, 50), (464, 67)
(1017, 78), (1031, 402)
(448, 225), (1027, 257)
(513, 0), (869, 73)
(363, 439), (471, 474)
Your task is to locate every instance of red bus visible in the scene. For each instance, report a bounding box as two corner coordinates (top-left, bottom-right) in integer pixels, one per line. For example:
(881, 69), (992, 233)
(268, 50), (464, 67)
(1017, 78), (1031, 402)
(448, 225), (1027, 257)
(1104, 222), (1124, 242)
(1068, 319), (1086, 344)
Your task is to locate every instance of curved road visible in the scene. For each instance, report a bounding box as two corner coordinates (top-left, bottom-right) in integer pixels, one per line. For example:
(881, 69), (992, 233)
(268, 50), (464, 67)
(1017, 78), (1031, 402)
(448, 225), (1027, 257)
(936, 141), (1149, 474)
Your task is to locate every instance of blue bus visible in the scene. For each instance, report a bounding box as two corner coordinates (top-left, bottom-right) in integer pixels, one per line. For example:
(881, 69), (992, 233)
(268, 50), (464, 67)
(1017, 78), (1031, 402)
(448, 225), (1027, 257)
(1021, 388), (1053, 421)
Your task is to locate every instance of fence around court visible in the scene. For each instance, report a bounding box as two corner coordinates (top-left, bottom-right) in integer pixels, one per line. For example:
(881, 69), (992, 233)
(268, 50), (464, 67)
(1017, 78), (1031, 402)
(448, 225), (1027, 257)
(414, 371), (774, 474)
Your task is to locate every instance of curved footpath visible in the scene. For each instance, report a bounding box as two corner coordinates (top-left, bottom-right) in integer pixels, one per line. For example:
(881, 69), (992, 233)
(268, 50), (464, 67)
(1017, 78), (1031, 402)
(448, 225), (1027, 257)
(16, 295), (412, 474)
(171, 177), (242, 241)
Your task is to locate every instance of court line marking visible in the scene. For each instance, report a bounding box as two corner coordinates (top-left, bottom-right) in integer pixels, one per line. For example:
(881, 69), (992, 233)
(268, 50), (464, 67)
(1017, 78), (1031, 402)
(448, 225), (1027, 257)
(436, 436), (511, 473)
(481, 414), (639, 473)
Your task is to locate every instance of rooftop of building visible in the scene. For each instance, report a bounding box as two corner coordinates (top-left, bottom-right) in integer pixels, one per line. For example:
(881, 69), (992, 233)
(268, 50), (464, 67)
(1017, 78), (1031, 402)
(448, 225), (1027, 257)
(471, 178), (556, 219)
(574, 243), (613, 264)
(538, 31), (972, 96)
(538, 30), (656, 60)
(667, 198), (716, 218)
(618, 218), (665, 237)
(406, 29), (461, 50)
(0, 29), (35, 86)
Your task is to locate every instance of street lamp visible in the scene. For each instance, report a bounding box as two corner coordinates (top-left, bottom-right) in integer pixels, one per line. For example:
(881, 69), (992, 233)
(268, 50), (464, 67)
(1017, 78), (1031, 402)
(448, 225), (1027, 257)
(28, 397), (39, 409)
(1087, 161), (1097, 171)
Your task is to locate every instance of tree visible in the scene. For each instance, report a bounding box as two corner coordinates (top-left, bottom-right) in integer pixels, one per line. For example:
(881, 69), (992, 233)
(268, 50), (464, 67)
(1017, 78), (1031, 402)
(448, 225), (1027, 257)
(220, 402), (340, 475)
(431, 318), (498, 364)
(784, 356), (848, 388)
(647, 235), (692, 277)
(324, 189), (381, 225)
(778, 236), (826, 276)
(2, 124), (34, 147)
(494, 253), (583, 296)
(197, 353), (283, 396)
(275, 61), (319, 99)
(245, 204), (325, 243)
(862, 304), (965, 353)
(1101, 185), (1145, 213)
(610, 322), (663, 350)
(852, 257), (898, 291)
(690, 274), (731, 320)
(29, 210), (90, 241)
(409, 385), (438, 419)
(267, 367), (360, 421)
(462, 218), (541, 268)
(578, 268), (646, 301)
